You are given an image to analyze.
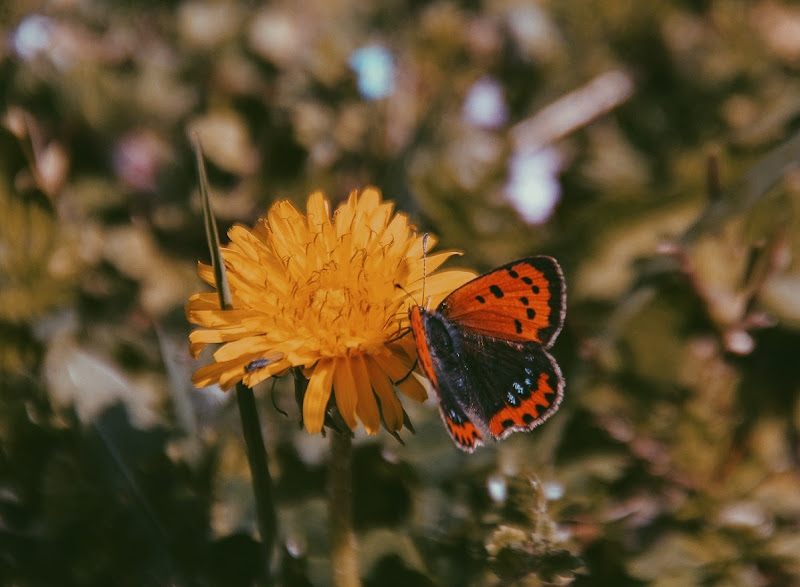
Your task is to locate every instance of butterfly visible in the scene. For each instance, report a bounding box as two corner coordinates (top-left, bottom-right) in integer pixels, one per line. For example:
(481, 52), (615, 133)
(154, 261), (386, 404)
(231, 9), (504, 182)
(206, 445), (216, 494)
(409, 256), (566, 453)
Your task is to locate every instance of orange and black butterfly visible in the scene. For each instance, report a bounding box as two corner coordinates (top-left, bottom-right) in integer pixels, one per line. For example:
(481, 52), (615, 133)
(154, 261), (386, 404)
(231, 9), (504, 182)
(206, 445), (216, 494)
(409, 257), (566, 453)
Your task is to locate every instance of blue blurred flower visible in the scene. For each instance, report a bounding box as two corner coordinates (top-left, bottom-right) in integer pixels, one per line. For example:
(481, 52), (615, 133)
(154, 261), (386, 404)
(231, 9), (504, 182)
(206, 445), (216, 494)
(349, 45), (396, 100)
(463, 77), (508, 129)
(504, 147), (563, 224)
(13, 15), (53, 60)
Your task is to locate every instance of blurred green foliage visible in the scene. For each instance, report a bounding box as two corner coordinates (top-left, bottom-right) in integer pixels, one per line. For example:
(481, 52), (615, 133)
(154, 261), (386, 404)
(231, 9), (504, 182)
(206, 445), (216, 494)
(2, 0), (800, 585)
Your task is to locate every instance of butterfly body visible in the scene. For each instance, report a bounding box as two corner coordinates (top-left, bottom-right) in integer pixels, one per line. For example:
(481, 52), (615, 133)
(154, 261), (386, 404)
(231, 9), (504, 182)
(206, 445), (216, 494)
(409, 256), (566, 452)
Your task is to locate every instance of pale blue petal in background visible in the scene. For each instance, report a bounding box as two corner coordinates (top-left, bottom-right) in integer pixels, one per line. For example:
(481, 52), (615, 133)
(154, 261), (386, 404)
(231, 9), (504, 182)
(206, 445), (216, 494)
(504, 146), (564, 225)
(349, 45), (396, 101)
(463, 77), (509, 129)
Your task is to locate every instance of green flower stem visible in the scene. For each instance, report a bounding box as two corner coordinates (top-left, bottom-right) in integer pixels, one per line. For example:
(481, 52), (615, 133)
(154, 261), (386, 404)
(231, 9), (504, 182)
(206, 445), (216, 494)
(192, 137), (278, 580)
(329, 429), (360, 587)
(236, 382), (278, 579)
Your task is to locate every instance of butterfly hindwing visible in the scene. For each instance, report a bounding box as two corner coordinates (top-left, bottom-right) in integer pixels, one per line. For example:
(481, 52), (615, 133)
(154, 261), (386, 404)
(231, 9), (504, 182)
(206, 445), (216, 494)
(438, 256), (566, 348)
(458, 332), (564, 440)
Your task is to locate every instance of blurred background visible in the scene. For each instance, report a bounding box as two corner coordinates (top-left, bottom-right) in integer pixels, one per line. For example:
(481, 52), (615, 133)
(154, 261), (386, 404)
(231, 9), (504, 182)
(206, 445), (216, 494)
(2, 0), (800, 585)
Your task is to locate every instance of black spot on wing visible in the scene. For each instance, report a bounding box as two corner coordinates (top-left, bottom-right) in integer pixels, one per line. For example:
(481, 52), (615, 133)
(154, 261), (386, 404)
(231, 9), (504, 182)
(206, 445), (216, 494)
(476, 295), (485, 304)
(489, 284), (504, 298)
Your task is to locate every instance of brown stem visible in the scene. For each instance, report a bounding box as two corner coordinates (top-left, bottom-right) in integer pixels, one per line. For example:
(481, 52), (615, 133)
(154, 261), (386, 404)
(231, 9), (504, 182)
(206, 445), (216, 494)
(329, 429), (360, 587)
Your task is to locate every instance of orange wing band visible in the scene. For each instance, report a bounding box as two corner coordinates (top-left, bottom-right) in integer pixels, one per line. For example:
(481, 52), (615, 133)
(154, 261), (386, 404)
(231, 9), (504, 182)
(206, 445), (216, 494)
(488, 372), (556, 437)
(447, 417), (483, 450)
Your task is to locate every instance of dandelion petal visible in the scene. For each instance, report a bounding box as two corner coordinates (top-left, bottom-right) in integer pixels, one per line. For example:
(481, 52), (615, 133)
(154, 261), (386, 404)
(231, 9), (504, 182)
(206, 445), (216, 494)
(352, 355), (380, 434)
(332, 357), (358, 430)
(365, 357), (403, 431)
(303, 359), (335, 434)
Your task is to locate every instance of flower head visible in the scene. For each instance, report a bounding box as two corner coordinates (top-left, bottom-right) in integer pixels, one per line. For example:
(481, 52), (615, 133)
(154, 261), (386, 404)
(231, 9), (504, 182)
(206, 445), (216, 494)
(187, 188), (475, 435)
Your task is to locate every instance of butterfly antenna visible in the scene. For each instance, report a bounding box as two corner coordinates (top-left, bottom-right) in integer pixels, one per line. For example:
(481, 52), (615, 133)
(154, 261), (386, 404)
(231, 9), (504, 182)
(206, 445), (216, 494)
(421, 233), (431, 309)
(394, 283), (415, 302)
(389, 283), (417, 343)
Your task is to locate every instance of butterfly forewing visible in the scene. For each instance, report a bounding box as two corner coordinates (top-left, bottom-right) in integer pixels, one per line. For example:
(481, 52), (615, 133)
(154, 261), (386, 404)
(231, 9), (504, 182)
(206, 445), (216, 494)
(438, 257), (566, 348)
(409, 305), (485, 452)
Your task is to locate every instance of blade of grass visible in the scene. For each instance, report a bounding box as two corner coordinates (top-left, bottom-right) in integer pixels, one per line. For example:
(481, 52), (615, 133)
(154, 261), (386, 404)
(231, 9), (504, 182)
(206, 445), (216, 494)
(191, 135), (278, 579)
(191, 133), (232, 310)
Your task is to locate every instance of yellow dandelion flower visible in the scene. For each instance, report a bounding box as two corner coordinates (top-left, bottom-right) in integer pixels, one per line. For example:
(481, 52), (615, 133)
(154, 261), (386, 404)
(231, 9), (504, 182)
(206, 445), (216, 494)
(187, 187), (476, 435)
